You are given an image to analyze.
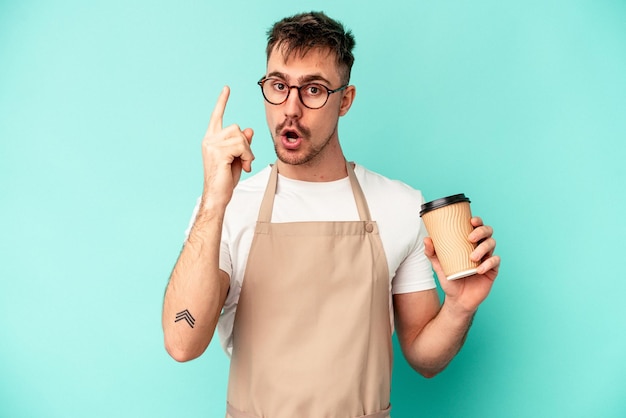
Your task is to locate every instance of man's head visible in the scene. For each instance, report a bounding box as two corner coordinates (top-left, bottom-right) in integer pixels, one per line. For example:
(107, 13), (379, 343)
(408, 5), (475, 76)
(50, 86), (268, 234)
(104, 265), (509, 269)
(262, 12), (357, 173)
(266, 11), (355, 85)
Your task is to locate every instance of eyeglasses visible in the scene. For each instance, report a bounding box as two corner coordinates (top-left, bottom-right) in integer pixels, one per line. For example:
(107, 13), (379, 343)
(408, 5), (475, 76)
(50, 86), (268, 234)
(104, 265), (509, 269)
(258, 77), (348, 109)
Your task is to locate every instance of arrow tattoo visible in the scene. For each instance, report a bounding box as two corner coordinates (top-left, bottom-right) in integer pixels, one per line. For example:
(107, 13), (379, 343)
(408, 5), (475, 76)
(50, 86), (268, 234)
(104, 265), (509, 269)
(175, 309), (196, 328)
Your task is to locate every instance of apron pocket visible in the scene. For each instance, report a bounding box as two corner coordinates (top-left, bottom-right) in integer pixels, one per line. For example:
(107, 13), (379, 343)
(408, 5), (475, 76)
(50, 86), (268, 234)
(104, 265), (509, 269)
(226, 402), (260, 418)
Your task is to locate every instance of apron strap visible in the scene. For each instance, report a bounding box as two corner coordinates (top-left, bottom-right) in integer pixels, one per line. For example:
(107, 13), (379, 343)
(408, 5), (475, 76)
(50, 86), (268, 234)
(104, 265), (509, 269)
(257, 164), (279, 223)
(256, 161), (372, 223)
(346, 160), (372, 222)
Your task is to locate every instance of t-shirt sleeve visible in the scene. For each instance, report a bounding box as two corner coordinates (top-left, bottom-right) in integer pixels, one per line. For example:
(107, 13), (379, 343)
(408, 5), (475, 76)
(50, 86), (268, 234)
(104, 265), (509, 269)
(391, 216), (436, 294)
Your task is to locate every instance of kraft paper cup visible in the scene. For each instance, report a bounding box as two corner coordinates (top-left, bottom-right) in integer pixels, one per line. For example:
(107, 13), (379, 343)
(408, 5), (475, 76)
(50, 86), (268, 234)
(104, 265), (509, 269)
(420, 194), (479, 280)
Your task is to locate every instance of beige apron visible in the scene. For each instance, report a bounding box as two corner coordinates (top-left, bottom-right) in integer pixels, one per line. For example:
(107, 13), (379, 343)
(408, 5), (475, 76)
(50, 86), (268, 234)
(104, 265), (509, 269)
(226, 162), (392, 418)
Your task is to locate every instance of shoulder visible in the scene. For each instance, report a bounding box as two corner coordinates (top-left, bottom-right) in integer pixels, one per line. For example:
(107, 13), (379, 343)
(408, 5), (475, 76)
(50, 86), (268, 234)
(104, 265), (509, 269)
(354, 164), (425, 206)
(353, 163), (425, 242)
(224, 164), (272, 223)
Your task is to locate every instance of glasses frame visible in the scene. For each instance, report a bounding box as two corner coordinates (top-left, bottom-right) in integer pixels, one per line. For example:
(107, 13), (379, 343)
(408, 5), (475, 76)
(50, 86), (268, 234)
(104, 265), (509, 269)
(257, 77), (349, 109)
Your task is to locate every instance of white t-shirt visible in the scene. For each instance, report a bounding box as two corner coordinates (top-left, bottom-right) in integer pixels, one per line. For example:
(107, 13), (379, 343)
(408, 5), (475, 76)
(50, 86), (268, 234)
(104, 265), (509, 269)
(186, 163), (436, 355)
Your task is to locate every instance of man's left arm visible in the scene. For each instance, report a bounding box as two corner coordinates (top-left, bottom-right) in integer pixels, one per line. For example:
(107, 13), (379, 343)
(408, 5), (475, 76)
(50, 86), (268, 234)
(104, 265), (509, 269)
(393, 216), (500, 378)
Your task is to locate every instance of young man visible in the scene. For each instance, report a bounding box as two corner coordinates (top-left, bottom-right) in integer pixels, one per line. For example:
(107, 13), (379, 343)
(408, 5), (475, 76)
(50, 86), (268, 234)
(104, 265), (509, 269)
(162, 11), (500, 418)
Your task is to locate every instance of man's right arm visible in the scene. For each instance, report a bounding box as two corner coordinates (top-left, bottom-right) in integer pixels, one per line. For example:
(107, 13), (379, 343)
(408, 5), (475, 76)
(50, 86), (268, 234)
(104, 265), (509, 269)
(162, 86), (254, 362)
(162, 205), (230, 362)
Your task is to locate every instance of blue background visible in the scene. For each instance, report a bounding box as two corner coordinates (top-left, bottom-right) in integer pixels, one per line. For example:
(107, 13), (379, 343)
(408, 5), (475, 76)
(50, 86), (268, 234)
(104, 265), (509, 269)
(1, 1), (625, 417)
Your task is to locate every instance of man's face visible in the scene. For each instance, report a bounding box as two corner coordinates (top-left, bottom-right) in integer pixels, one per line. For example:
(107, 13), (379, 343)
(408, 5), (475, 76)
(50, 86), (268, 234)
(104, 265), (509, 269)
(263, 47), (354, 167)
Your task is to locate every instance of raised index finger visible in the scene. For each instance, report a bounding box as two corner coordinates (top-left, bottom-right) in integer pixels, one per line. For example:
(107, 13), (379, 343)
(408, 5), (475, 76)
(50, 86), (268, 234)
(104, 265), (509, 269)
(207, 86), (230, 135)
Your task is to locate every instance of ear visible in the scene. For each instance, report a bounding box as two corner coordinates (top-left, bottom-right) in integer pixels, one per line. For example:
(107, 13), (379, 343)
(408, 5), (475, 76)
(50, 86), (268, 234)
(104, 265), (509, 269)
(338, 85), (356, 117)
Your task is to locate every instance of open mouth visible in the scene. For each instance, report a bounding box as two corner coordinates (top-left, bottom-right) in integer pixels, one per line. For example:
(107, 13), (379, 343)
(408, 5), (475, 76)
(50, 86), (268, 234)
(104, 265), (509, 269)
(281, 127), (302, 143)
(285, 130), (299, 142)
(279, 127), (303, 150)
(277, 122), (309, 150)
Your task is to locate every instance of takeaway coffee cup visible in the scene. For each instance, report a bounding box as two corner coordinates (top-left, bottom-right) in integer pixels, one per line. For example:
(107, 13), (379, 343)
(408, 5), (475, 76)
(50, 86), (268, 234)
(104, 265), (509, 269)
(420, 194), (479, 280)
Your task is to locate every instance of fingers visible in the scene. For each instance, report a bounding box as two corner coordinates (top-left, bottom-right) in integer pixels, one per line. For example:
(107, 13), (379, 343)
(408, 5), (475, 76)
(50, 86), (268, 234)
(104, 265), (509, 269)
(477, 254), (500, 275)
(470, 216), (484, 227)
(467, 217), (499, 274)
(423, 237), (447, 280)
(240, 128), (254, 172)
(205, 124), (254, 163)
(202, 86), (255, 171)
(242, 127), (254, 144)
(423, 237), (435, 258)
(199, 87), (256, 208)
(470, 237), (496, 262)
(469, 220), (495, 262)
(468, 223), (493, 245)
(207, 86), (230, 135)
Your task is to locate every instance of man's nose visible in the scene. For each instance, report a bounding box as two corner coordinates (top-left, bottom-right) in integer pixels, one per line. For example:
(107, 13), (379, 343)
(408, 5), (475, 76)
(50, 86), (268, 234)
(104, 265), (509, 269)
(283, 87), (303, 118)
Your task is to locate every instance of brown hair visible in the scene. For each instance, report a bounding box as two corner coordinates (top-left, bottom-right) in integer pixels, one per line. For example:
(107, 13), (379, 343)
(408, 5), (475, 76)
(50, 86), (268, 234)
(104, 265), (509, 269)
(266, 11), (356, 84)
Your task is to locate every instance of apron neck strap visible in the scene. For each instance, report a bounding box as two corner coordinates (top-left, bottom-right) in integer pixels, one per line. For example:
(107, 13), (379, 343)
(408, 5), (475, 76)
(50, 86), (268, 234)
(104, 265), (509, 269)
(257, 161), (372, 223)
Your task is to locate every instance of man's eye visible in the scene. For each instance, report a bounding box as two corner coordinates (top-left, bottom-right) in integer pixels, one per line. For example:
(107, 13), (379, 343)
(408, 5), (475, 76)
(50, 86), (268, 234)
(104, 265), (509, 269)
(305, 84), (323, 96)
(273, 82), (286, 91)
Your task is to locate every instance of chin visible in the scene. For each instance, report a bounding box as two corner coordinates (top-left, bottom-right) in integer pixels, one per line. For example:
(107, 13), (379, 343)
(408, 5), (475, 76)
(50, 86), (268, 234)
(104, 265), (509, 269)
(276, 152), (308, 166)
(275, 148), (315, 166)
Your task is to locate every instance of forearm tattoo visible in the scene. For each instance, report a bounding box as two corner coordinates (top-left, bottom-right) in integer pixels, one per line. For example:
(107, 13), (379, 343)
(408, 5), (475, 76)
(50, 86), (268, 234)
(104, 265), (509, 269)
(175, 309), (196, 328)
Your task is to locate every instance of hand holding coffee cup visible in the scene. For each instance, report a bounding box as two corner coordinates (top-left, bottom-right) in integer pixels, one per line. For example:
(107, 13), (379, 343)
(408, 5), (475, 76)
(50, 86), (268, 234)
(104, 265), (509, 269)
(420, 194), (479, 280)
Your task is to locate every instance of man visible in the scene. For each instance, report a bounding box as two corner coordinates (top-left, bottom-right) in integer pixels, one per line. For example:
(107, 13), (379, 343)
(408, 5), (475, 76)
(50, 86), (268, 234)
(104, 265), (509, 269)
(162, 11), (500, 418)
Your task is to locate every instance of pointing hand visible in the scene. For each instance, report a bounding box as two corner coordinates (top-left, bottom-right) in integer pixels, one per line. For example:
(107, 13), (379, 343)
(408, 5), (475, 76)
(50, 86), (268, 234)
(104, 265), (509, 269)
(201, 86), (255, 210)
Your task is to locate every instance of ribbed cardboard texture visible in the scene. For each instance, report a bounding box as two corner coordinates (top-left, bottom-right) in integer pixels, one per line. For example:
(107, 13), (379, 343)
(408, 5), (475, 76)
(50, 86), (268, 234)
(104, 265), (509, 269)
(421, 201), (479, 280)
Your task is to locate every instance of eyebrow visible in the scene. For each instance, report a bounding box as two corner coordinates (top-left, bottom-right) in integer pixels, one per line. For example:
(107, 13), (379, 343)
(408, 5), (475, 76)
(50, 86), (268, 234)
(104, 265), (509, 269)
(266, 71), (333, 86)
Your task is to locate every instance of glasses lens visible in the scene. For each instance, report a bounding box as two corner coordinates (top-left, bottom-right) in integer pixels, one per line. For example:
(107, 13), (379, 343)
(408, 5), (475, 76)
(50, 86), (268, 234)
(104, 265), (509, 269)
(300, 83), (327, 109)
(262, 79), (288, 105)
